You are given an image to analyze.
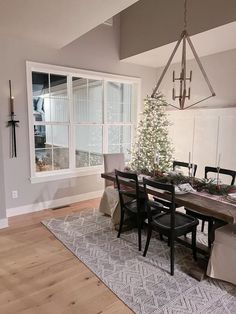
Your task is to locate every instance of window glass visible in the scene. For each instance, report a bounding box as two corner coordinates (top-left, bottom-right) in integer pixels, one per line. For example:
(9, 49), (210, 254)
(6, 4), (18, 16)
(34, 124), (69, 172)
(50, 74), (68, 98)
(108, 125), (131, 161)
(32, 72), (69, 123)
(50, 74), (69, 122)
(107, 82), (132, 123)
(73, 77), (103, 123)
(35, 149), (52, 172)
(75, 125), (103, 168)
(32, 72), (50, 122)
(52, 125), (69, 170)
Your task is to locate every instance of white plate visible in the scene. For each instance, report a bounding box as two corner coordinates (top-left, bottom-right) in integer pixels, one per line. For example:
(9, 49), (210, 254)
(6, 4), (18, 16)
(175, 190), (189, 195)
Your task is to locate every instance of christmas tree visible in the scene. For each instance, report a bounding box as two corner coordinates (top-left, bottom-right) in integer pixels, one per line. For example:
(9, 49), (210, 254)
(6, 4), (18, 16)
(130, 94), (174, 173)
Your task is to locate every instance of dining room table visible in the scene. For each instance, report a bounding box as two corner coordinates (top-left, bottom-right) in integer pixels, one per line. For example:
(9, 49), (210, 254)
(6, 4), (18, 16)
(101, 172), (236, 254)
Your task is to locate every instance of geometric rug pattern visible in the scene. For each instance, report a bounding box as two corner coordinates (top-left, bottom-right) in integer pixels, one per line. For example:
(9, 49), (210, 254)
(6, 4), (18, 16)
(42, 209), (236, 314)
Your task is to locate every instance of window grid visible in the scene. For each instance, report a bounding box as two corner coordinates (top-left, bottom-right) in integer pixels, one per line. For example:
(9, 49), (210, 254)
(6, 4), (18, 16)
(27, 62), (140, 180)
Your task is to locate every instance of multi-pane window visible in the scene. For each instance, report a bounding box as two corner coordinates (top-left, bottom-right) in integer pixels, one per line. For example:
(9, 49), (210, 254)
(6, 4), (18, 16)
(73, 77), (103, 168)
(32, 73), (69, 172)
(28, 63), (139, 180)
(107, 82), (133, 160)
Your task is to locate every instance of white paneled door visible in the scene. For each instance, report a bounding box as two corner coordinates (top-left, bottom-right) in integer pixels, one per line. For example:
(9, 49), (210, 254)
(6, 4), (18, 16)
(168, 108), (236, 180)
(217, 115), (236, 183)
(193, 115), (219, 178)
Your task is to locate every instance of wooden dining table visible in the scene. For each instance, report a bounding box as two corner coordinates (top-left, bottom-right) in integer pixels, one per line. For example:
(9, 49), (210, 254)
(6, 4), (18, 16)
(101, 172), (236, 224)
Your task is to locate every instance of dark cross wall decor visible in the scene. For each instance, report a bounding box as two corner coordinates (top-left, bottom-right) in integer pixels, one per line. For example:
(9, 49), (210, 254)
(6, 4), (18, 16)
(7, 80), (19, 158)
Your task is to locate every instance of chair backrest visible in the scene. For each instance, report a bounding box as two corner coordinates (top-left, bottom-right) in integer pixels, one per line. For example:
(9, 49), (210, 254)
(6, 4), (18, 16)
(143, 178), (176, 228)
(115, 169), (140, 211)
(104, 153), (125, 187)
(205, 166), (236, 186)
(173, 160), (197, 177)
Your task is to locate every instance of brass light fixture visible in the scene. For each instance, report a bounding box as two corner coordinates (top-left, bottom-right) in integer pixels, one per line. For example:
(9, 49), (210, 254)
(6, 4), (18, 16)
(151, 0), (216, 109)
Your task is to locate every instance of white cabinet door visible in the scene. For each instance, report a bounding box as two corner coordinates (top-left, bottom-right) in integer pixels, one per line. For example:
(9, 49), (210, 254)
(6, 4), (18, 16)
(169, 115), (194, 163)
(193, 115), (219, 178)
(217, 115), (236, 183)
(169, 108), (236, 180)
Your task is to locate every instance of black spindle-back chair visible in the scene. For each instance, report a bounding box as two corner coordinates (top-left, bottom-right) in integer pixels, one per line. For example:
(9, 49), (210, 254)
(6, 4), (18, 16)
(173, 160), (197, 177)
(205, 166), (236, 185)
(115, 169), (145, 251)
(143, 178), (198, 276)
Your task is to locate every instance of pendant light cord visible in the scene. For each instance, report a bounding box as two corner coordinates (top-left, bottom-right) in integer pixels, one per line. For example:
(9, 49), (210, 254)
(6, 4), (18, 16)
(184, 0), (187, 30)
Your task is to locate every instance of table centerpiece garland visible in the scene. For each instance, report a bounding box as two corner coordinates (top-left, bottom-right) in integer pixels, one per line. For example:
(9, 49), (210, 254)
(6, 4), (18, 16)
(124, 165), (236, 196)
(153, 173), (236, 196)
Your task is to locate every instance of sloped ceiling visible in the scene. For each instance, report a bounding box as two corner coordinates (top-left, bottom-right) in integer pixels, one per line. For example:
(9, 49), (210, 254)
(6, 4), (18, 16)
(0, 0), (139, 48)
(122, 22), (236, 68)
(120, 0), (236, 61)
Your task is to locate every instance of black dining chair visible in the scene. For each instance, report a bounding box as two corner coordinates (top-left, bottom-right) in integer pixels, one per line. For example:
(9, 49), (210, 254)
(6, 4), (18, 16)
(115, 170), (146, 251)
(142, 178), (199, 276)
(173, 160), (197, 177)
(186, 166), (236, 248)
(205, 167), (236, 185)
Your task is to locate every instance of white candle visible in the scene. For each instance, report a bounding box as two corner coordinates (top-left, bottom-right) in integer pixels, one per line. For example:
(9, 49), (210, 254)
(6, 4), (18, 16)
(10, 96), (14, 114)
(191, 152), (194, 177)
(188, 152), (191, 167)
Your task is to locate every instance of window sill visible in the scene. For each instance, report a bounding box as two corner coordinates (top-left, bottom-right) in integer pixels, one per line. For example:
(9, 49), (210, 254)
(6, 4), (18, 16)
(30, 166), (103, 184)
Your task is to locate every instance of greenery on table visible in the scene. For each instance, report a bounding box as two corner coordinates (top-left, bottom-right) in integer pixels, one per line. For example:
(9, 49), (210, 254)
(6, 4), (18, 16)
(154, 174), (236, 196)
(154, 173), (190, 185)
(193, 178), (236, 195)
(129, 94), (174, 173)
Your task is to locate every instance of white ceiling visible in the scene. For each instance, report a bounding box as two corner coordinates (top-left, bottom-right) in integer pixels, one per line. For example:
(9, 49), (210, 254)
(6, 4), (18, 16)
(0, 0), (139, 48)
(122, 22), (236, 68)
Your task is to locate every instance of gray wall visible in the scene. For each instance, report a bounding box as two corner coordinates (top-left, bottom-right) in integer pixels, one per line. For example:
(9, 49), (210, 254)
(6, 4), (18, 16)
(0, 129), (6, 219)
(156, 48), (236, 109)
(0, 16), (156, 212)
(120, 0), (236, 59)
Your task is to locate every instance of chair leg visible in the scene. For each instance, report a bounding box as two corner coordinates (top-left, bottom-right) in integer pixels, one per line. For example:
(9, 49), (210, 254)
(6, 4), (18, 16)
(170, 235), (175, 276)
(137, 215), (142, 251)
(143, 226), (152, 257)
(168, 237), (171, 247)
(201, 220), (205, 232)
(208, 220), (213, 249)
(192, 227), (197, 261)
(117, 210), (124, 238)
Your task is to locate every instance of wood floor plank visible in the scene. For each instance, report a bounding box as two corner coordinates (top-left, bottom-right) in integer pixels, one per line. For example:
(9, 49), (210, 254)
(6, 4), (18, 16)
(0, 198), (132, 314)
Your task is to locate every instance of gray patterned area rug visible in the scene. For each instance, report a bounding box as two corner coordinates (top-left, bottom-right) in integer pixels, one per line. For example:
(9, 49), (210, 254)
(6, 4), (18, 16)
(42, 209), (236, 314)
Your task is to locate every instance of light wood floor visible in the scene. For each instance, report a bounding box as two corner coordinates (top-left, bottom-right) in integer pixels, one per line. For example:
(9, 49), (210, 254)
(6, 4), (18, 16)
(0, 198), (132, 314)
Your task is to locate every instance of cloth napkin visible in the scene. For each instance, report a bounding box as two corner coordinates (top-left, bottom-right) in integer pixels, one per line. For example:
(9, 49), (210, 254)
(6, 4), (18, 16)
(138, 174), (151, 182)
(177, 183), (196, 193)
(167, 170), (184, 176)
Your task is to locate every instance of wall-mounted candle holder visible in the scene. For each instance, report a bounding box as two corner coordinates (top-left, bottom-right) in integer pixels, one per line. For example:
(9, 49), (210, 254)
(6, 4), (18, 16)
(7, 80), (19, 158)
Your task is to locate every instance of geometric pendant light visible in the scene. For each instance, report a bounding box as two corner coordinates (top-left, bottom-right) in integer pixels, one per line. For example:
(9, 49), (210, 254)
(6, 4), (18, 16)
(151, 0), (216, 109)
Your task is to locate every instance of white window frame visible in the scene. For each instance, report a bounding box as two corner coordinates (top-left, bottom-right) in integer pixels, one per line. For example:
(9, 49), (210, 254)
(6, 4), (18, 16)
(26, 61), (141, 183)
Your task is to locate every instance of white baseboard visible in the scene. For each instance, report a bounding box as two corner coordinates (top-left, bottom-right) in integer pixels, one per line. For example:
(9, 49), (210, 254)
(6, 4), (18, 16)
(0, 218), (9, 229)
(7, 190), (103, 218)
